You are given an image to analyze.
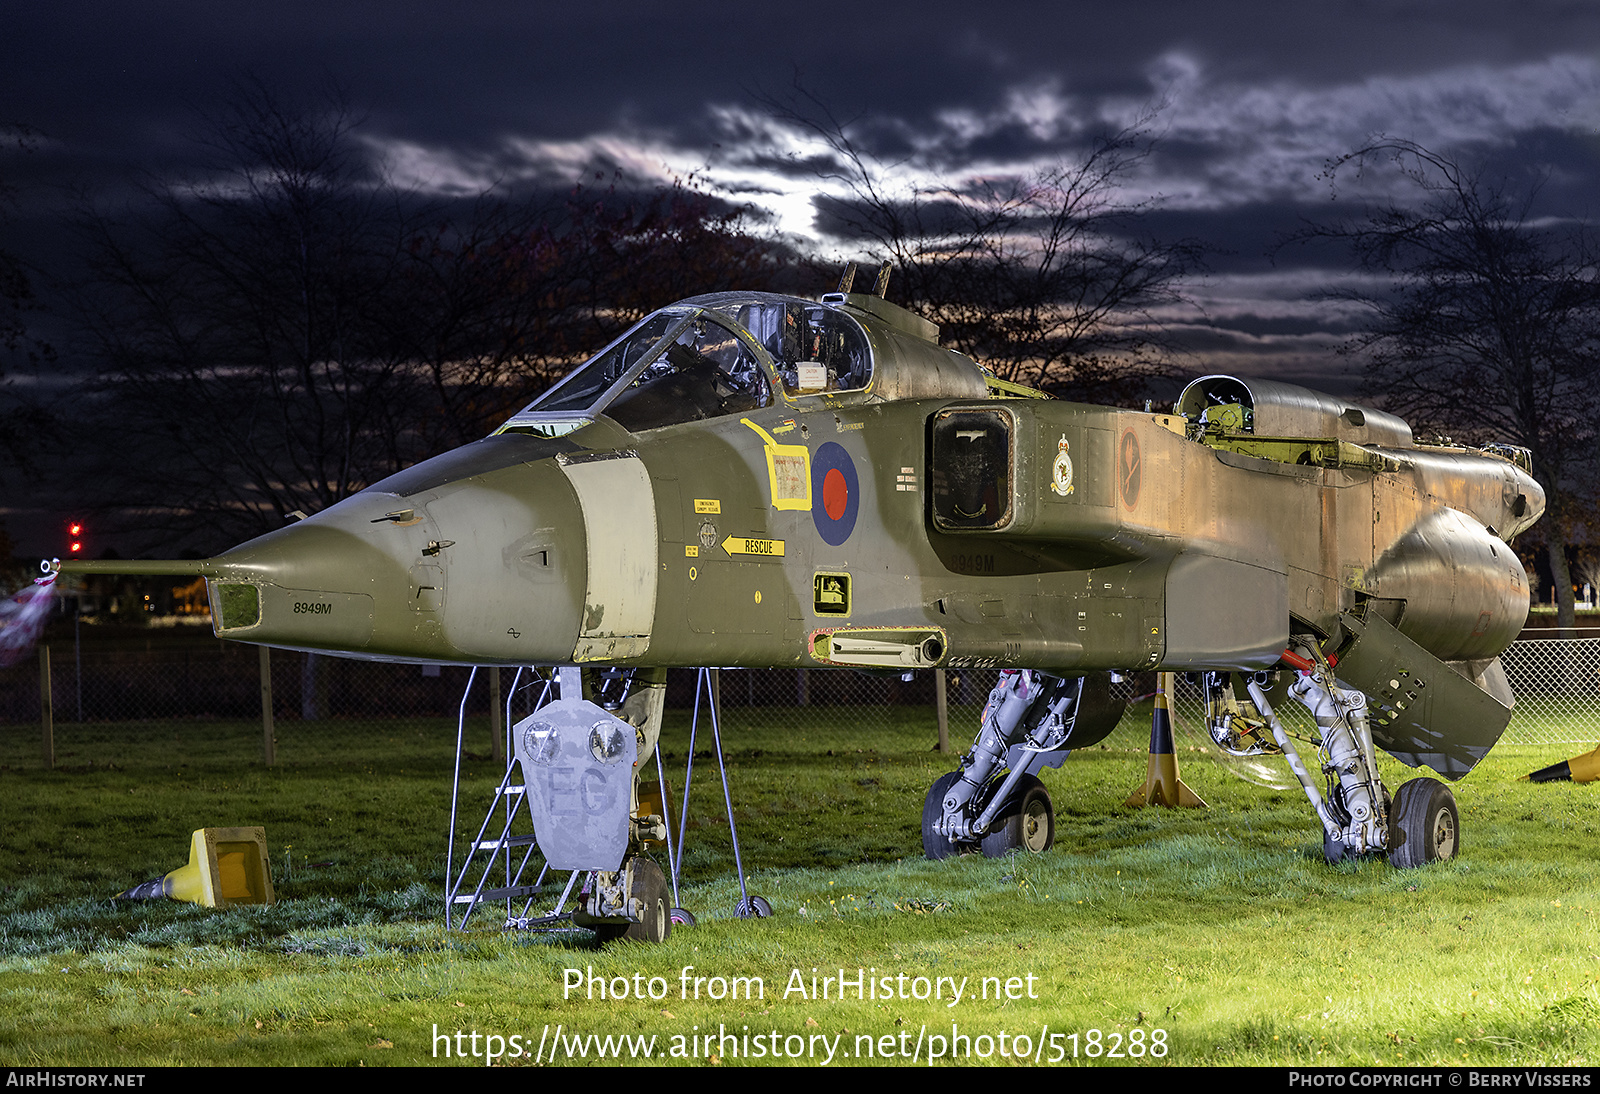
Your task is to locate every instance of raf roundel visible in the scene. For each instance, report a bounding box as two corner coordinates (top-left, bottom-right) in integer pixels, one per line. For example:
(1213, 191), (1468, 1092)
(811, 442), (860, 547)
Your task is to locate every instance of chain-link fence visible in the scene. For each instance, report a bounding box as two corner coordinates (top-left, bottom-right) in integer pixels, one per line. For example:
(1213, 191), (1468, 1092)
(3, 636), (1596, 768)
(477, 646), (1599, 755)
(1, 645), (490, 725)
(0, 641), (494, 769)
(1499, 635), (1600, 746)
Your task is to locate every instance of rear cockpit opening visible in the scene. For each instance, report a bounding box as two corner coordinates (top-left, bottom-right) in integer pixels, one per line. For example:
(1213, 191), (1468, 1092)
(1176, 374), (1413, 448)
(1178, 375), (1256, 433)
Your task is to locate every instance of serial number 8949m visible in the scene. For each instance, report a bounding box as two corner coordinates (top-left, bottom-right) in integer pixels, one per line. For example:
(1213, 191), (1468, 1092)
(293, 602), (333, 614)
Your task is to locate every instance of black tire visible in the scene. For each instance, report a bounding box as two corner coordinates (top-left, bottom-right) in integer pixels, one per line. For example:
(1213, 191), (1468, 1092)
(980, 774), (1055, 858)
(922, 771), (964, 860)
(1388, 777), (1459, 868)
(590, 859), (672, 943)
(669, 907), (697, 927)
(736, 894), (772, 918)
(624, 859), (671, 942)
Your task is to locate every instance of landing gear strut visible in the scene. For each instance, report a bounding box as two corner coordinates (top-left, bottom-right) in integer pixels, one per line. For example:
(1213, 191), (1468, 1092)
(508, 666), (685, 942)
(1221, 648), (1460, 869)
(922, 671), (1122, 859)
(581, 858), (671, 943)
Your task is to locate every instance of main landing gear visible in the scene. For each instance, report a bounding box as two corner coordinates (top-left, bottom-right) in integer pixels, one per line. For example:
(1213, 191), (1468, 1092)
(923, 658), (1464, 870)
(1208, 654), (1460, 868)
(923, 671), (1121, 859)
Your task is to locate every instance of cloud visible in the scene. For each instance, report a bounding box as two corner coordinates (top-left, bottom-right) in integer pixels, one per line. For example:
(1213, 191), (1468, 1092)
(360, 50), (1600, 254)
(1129, 53), (1600, 209)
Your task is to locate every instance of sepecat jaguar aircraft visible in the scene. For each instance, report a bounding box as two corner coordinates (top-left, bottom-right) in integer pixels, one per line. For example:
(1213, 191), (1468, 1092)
(60, 267), (1544, 940)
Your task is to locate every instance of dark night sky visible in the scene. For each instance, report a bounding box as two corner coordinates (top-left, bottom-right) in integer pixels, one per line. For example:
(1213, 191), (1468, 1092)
(4, 2), (1600, 553)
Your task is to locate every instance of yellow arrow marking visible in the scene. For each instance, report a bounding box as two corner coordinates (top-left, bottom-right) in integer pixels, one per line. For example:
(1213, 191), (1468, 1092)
(721, 535), (785, 557)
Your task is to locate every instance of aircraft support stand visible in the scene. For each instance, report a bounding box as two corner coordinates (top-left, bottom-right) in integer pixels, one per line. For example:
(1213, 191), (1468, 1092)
(444, 666), (689, 940)
(447, 668), (558, 931)
(674, 668), (771, 919)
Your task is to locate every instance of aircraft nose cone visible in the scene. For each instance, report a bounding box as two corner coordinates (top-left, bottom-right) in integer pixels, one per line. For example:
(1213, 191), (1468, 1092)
(205, 458), (588, 664)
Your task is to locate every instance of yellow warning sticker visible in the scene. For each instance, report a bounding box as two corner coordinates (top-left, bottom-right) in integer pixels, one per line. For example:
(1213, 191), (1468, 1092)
(694, 499), (720, 514)
(685, 545), (699, 557)
(813, 572), (850, 616)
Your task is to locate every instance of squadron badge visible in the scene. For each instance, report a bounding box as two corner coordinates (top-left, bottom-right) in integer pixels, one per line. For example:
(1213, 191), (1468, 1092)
(1050, 434), (1075, 496)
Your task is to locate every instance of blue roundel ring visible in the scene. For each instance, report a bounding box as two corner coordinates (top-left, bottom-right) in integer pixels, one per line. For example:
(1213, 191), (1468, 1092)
(811, 442), (859, 547)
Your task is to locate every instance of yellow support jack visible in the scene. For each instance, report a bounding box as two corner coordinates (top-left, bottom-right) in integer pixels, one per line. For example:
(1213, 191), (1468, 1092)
(1126, 672), (1207, 808)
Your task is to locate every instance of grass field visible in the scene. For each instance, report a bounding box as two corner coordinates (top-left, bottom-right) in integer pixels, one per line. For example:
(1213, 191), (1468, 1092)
(3, 699), (1600, 1067)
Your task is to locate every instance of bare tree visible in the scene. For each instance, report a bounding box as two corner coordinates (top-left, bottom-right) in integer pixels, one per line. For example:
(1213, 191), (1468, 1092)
(0, 123), (54, 479)
(1293, 139), (1600, 630)
(383, 175), (787, 456)
(73, 85), (789, 554)
(73, 85), (432, 548)
(766, 90), (1201, 404)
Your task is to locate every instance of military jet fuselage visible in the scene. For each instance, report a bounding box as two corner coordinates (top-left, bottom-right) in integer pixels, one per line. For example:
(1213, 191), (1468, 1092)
(63, 285), (1544, 876)
(172, 291), (1539, 684)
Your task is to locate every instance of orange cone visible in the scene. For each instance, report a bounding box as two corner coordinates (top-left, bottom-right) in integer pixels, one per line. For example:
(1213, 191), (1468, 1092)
(1525, 744), (1600, 783)
(1126, 672), (1206, 808)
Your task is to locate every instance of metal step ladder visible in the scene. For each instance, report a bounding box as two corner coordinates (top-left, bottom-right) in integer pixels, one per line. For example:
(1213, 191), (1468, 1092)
(443, 667), (582, 930)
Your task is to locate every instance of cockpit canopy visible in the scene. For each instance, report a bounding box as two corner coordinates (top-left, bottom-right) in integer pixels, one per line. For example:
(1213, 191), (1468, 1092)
(499, 292), (875, 437)
(697, 294), (874, 396)
(496, 290), (990, 438)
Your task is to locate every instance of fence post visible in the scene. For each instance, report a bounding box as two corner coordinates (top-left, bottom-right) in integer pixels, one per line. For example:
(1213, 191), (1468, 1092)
(39, 643), (53, 769)
(259, 645), (276, 767)
(488, 667), (503, 764)
(74, 604), (82, 722)
(935, 668), (949, 753)
(301, 651), (327, 720)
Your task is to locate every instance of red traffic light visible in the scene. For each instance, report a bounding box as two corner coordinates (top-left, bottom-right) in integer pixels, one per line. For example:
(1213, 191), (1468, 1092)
(68, 520), (83, 554)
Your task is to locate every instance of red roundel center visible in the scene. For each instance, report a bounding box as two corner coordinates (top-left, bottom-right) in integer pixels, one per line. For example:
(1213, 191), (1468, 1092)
(823, 467), (849, 521)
